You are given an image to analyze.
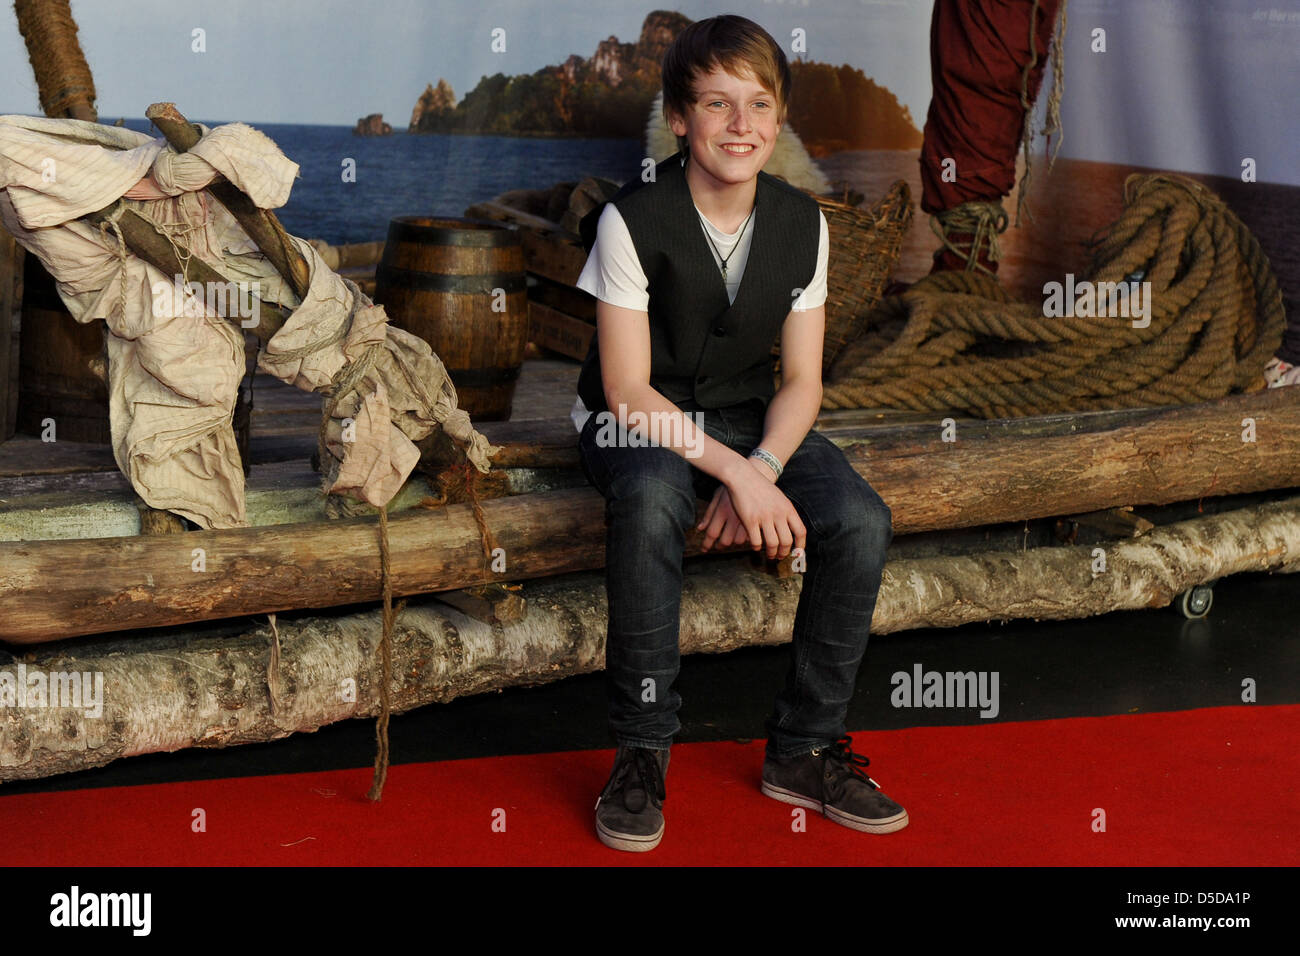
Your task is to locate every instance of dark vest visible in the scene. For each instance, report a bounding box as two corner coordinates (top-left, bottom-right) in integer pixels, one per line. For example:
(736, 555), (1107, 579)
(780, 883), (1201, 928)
(576, 151), (820, 412)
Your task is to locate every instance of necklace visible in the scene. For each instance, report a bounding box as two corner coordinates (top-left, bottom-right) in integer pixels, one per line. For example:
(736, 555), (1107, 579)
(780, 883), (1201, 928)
(696, 203), (755, 281)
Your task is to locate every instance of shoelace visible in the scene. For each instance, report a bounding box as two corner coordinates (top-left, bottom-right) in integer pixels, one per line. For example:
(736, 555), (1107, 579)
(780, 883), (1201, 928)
(596, 748), (667, 810)
(819, 735), (882, 790)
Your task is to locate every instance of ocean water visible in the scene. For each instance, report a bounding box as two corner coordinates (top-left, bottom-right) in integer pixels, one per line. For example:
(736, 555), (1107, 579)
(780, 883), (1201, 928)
(120, 119), (643, 246)
(113, 120), (1297, 340)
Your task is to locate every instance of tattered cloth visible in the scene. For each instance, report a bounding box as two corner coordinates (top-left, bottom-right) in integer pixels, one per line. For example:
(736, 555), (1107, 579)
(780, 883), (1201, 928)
(0, 115), (497, 528)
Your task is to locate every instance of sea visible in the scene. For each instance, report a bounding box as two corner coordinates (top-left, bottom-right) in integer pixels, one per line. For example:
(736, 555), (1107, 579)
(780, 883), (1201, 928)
(115, 119), (1297, 337)
(119, 119), (646, 246)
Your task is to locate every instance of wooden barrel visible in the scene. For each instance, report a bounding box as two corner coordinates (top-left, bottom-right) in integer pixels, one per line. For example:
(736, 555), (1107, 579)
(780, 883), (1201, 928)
(17, 255), (255, 456)
(373, 217), (528, 421)
(17, 254), (111, 443)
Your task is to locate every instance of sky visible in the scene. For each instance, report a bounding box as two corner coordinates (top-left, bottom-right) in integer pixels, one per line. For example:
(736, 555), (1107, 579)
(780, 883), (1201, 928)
(1, 0), (1297, 184)
(0, 0), (935, 127)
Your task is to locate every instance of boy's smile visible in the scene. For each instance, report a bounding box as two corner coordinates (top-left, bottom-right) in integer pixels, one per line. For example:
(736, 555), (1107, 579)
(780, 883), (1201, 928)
(668, 65), (783, 214)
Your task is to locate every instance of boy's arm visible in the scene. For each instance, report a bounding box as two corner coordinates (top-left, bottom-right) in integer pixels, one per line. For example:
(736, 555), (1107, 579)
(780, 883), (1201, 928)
(751, 302), (826, 481)
(749, 207), (830, 479)
(598, 299), (757, 488)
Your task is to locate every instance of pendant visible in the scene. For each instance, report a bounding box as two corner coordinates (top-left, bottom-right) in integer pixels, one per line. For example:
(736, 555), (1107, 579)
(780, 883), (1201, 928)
(720, 264), (728, 280)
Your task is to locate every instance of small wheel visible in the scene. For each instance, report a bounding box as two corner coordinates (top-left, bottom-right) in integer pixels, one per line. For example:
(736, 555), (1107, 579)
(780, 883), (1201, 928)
(1179, 585), (1213, 619)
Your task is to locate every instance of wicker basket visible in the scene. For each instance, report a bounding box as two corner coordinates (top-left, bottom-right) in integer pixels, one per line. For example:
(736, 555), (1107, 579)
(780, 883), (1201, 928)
(773, 179), (914, 375)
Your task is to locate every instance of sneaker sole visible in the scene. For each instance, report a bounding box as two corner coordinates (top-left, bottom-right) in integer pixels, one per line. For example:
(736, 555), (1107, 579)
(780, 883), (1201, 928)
(760, 780), (910, 834)
(596, 818), (664, 852)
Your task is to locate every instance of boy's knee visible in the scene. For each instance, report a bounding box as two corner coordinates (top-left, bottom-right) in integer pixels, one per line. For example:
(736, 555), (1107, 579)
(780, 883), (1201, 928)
(834, 480), (893, 555)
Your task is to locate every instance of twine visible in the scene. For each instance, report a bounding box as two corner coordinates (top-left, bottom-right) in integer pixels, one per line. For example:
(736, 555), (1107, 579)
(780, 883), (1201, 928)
(929, 200), (1009, 276)
(1015, 0), (1069, 227)
(366, 504), (406, 802)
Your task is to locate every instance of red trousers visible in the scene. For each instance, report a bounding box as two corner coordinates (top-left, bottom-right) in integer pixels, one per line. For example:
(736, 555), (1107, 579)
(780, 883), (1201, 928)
(920, 0), (1063, 214)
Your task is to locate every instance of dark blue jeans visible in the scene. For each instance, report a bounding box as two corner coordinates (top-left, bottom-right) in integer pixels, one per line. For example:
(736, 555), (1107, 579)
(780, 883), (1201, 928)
(577, 396), (893, 758)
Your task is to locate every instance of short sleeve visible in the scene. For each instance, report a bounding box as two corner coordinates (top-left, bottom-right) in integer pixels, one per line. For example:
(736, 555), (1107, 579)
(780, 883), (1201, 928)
(790, 210), (829, 312)
(575, 204), (651, 312)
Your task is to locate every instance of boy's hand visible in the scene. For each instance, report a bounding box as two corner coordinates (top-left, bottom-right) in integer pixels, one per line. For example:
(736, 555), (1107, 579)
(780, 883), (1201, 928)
(698, 458), (807, 560)
(697, 485), (750, 551)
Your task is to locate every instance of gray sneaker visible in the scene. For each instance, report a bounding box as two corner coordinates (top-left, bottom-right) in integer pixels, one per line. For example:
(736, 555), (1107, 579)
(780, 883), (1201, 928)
(595, 745), (670, 852)
(761, 735), (909, 834)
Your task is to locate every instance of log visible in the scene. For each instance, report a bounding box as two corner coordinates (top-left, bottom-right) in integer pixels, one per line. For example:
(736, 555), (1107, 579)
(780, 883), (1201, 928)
(4, 496), (1298, 782)
(145, 102), (310, 301)
(1, 388), (1298, 643)
(83, 201), (288, 343)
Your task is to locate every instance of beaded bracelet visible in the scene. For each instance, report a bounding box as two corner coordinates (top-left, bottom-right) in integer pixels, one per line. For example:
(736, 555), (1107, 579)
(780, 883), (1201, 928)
(749, 446), (783, 480)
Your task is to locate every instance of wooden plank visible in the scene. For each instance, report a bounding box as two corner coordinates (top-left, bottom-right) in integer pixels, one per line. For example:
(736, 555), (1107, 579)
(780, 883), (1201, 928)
(519, 229), (587, 286)
(530, 275), (595, 321)
(464, 200), (570, 237)
(528, 300), (595, 361)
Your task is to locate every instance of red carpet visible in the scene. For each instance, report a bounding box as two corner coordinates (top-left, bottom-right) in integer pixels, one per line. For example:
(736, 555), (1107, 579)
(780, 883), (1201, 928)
(2, 705), (1295, 866)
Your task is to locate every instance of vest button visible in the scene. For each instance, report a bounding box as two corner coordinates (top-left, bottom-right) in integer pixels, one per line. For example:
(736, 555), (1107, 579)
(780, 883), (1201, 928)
(713, 325), (726, 336)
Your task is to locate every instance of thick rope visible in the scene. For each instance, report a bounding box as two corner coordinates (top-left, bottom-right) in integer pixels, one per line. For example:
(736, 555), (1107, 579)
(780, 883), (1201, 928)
(824, 174), (1285, 418)
(15, 0), (97, 120)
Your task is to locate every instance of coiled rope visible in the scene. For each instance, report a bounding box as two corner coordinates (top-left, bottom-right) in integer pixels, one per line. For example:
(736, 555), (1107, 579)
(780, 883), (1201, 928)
(823, 174), (1285, 419)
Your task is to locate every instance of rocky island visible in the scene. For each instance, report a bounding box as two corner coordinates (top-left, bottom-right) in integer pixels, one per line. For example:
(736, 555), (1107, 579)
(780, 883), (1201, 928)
(353, 113), (393, 136)
(405, 10), (922, 152)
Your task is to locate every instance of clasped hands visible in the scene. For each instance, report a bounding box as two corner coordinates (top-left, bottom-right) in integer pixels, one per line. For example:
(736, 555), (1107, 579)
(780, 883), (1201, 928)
(697, 454), (807, 560)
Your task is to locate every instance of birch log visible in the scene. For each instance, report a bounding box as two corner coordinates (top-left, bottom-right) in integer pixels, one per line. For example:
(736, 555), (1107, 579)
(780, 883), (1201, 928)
(3, 496), (1297, 782)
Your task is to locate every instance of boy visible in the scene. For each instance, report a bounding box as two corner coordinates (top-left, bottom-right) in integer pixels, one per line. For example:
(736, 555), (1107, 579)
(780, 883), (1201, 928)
(573, 15), (904, 852)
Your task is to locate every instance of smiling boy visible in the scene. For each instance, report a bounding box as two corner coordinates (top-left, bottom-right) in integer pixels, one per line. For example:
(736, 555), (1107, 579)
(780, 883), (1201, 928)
(574, 14), (904, 852)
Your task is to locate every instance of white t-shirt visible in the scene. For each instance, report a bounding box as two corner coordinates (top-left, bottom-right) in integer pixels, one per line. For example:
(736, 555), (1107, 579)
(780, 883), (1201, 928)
(571, 165), (830, 430)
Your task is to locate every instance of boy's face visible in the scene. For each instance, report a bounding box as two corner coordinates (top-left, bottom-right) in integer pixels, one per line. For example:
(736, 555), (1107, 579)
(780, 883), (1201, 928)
(669, 64), (782, 190)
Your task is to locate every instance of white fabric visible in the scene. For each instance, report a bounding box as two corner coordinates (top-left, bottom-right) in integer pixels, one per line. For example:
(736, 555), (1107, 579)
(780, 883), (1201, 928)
(0, 115), (495, 529)
(570, 186), (830, 432)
